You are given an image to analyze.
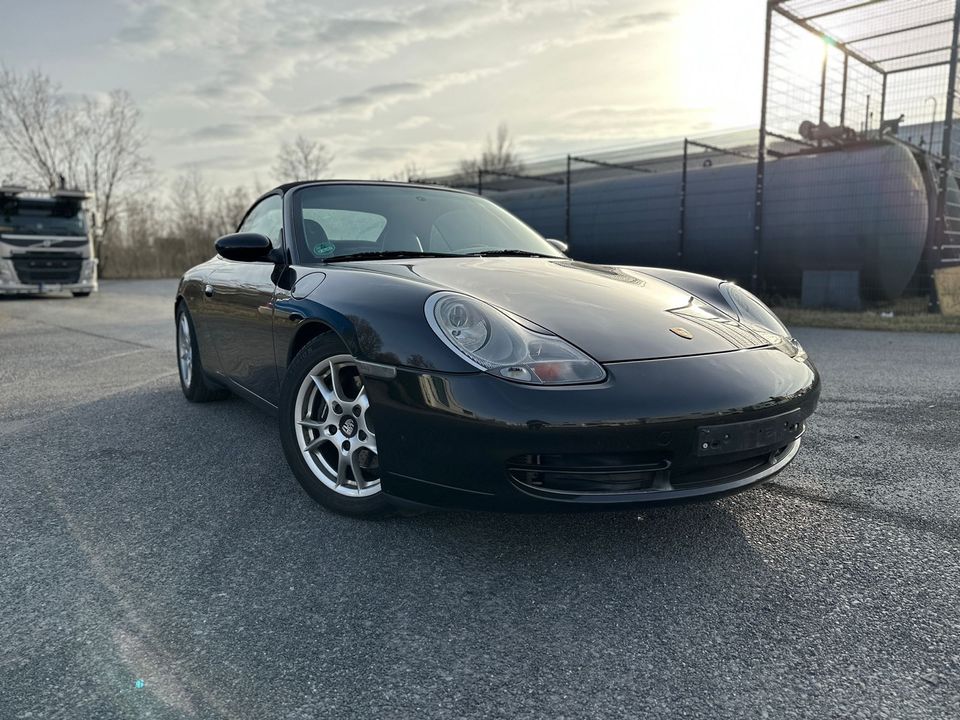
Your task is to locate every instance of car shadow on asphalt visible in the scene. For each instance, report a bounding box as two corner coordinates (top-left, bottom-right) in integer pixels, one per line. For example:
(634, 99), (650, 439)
(8, 375), (771, 577)
(22, 377), (771, 586)
(9, 377), (903, 720)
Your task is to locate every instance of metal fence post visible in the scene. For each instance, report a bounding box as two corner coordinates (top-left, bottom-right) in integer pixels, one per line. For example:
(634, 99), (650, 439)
(565, 154), (572, 243)
(879, 72), (887, 128)
(679, 139), (688, 260)
(752, 2), (774, 293)
(818, 42), (828, 131)
(840, 54), (848, 129)
(931, 0), (960, 312)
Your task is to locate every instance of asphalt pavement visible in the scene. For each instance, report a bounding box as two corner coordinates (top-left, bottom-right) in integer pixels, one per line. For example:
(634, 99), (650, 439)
(1, 280), (958, 719)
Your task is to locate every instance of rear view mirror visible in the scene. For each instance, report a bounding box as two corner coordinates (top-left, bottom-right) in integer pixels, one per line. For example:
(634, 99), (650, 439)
(215, 233), (273, 262)
(545, 238), (569, 255)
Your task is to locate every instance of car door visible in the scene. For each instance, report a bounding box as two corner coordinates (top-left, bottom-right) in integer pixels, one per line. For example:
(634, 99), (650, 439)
(205, 193), (284, 404)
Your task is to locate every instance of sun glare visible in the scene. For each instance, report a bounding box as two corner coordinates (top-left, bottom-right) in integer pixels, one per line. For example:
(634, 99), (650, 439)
(782, 30), (829, 80)
(674, 0), (766, 129)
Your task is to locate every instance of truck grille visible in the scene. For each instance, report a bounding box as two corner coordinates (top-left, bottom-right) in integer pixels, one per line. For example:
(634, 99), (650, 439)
(1, 237), (88, 248)
(12, 252), (82, 284)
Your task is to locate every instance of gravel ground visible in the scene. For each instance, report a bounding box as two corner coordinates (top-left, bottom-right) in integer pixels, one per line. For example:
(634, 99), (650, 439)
(1, 280), (958, 720)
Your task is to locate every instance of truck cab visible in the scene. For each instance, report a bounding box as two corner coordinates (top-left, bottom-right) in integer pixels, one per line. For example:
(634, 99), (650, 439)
(0, 186), (98, 296)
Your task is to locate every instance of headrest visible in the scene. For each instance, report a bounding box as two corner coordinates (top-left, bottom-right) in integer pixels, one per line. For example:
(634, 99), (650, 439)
(303, 219), (329, 245)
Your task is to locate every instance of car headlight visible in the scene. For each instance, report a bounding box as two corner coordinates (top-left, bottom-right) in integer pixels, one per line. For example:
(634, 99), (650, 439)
(0, 258), (16, 284)
(79, 259), (97, 283)
(719, 283), (806, 359)
(425, 292), (606, 385)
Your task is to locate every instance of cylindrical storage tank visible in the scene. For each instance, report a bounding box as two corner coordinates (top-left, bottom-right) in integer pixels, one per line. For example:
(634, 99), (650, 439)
(489, 143), (929, 300)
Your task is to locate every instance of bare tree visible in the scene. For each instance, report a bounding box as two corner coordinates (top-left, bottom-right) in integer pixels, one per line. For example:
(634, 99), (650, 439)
(100, 172), (255, 279)
(457, 122), (524, 185)
(76, 90), (150, 252)
(169, 169), (212, 242)
(0, 66), (78, 187)
(169, 170), (254, 257)
(0, 66), (150, 264)
(214, 185), (253, 235)
(273, 134), (333, 182)
(379, 161), (427, 182)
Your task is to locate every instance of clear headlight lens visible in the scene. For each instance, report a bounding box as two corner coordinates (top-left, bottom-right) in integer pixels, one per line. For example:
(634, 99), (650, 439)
(426, 292), (606, 385)
(0, 258), (16, 284)
(720, 283), (805, 359)
(79, 259), (98, 283)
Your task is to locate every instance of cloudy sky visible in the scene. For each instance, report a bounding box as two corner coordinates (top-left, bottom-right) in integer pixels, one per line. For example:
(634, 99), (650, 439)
(3, 0), (766, 187)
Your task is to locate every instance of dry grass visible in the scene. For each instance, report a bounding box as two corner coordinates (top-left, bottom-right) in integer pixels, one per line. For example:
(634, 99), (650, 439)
(99, 238), (213, 279)
(773, 306), (960, 334)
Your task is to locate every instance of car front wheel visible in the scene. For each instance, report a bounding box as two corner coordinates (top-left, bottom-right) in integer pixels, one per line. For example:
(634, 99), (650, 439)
(279, 334), (390, 518)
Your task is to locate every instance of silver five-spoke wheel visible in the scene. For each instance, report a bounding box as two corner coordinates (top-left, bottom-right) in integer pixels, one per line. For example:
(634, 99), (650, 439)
(294, 354), (380, 497)
(177, 313), (193, 387)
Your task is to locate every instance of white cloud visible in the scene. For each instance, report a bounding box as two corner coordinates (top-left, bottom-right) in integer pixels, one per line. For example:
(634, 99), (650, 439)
(396, 115), (432, 130)
(306, 63), (520, 122)
(54, 0), (740, 185)
(116, 0), (593, 108)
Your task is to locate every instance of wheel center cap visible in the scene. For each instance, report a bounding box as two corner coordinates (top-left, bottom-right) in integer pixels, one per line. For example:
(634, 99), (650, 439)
(339, 416), (358, 438)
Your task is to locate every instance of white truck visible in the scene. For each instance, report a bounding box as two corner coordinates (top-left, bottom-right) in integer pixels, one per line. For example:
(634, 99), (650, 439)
(0, 186), (98, 296)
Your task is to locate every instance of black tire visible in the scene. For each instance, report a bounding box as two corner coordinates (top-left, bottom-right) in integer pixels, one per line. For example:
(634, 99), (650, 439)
(72, 291), (92, 297)
(176, 303), (229, 403)
(279, 334), (392, 518)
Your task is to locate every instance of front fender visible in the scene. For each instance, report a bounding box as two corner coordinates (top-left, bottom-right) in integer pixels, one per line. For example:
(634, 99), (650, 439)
(275, 268), (477, 373)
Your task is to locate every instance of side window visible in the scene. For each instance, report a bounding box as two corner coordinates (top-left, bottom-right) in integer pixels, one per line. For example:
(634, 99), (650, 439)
(239, 195), (283, 249)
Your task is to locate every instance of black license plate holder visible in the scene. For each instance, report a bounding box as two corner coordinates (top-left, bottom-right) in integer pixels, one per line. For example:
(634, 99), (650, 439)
(697, 409), (803, 457)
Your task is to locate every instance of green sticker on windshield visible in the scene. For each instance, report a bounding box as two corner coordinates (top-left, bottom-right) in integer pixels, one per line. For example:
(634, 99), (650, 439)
(313, 241), (336, 257)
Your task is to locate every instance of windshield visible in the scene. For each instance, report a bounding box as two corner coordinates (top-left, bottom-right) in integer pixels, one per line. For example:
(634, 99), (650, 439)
(291, 184), (562, 262)
(0, 198), (87, 237)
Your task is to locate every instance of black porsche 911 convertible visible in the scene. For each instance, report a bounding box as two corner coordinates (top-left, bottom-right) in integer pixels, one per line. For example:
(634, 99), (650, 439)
(175, 181), (819, 517)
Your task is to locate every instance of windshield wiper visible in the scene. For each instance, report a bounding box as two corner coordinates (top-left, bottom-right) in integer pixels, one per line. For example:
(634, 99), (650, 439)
(321, 250), (458, 263)
(321, 249), (553, 263)
(462, 249), (552, 258)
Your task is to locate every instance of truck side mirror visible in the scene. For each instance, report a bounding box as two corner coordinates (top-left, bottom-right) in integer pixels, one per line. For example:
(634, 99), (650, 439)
(90, 211), (103, 239)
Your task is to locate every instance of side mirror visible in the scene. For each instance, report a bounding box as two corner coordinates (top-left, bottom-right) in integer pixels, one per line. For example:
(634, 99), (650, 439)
(545, 238), (569, 255)
(90, 211), (103, 239)
(215, 232), (273, 262)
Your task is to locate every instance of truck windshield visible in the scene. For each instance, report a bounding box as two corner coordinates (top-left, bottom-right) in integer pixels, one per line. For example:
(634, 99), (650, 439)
(0, 198), (87, 237)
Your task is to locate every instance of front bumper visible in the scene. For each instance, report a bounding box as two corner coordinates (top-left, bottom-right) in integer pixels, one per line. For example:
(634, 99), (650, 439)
(0, 258), (97, 295)
(0, 281), (98, 295)
(363, 347), (820, 511)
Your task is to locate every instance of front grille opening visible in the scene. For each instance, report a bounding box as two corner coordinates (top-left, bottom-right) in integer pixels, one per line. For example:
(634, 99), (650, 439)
(669, 454), (771, 489)
(508, 452), (672, 494)
(509, 445), (791, 497)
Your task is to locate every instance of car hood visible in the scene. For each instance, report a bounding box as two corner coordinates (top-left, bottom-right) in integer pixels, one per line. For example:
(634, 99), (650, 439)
(349, 257), (769, 363)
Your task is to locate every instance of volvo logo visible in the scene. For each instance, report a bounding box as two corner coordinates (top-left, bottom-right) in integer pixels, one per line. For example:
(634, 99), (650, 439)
(339, 416), (358, 437)
(669, 327), (694, 340)
(40, 239), (52, 248)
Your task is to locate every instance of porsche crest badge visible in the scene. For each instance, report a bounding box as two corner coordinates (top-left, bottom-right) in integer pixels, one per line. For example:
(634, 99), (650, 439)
(669, 327), (694, 340)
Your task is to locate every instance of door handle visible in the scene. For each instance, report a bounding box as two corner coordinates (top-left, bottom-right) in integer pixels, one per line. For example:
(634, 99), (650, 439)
(204, 284), (214, 297)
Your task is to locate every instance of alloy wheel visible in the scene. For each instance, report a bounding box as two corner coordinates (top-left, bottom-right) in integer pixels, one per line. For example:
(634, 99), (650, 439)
(294, 354), (380, 497)
(177, 313), (193, 388)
